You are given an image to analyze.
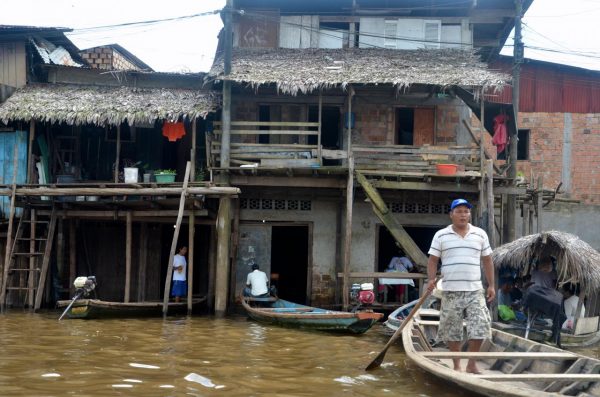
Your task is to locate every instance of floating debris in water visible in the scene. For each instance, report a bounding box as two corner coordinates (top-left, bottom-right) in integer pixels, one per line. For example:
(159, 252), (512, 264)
(185, 373), (215, 388)
(41, 373), (60, 378)
(123, 379), (142, 383)
(129, 363), (160, 369)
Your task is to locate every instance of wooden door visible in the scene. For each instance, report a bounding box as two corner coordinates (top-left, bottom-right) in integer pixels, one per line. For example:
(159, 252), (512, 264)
(413, 108), (435, 146)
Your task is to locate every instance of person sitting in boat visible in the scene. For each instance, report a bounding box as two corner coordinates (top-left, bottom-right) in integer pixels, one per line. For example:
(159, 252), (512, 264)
(561, 283), (585, 330)
(243, 263), (270, 298)
(527, 256), (557, 289)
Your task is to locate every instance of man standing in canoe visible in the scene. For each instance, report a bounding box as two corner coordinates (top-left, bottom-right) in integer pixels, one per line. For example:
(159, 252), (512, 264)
(427, 198), (495, 374)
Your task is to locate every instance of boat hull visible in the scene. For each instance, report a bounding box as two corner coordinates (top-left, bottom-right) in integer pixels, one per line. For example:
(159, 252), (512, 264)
(493, 321), (600, 348)
(56, 298), (206, 319)
(242, 297), (382, 334)
(402, 312), (600, 396)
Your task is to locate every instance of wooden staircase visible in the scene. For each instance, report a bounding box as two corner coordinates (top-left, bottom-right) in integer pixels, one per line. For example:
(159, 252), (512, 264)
(355, 171), (428, 271)
(0, 207), (57, 310)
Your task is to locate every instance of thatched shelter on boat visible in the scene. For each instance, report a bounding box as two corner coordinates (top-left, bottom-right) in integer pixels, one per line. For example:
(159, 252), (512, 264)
(0, 83), (221, 126)
(492, 231), (600, 295)
(208, 48), (511, 95)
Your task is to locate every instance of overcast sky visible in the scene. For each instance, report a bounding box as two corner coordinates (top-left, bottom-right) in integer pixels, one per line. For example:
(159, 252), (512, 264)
(1, 0), (599, 72)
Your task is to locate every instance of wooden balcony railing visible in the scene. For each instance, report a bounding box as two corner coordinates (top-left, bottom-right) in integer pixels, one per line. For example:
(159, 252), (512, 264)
(208, 121), (321, 168)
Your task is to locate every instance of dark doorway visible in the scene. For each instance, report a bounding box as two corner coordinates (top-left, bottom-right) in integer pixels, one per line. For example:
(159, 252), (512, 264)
(377, 225), (438, 271)
(396, 108), (414, 145)
(309, 105), (341, 165)
(271, 225), (309, 304)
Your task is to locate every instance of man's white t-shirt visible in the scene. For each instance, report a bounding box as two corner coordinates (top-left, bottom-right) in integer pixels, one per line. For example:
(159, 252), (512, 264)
(173, 254), (187, 281)
(247, 270), (269, 296)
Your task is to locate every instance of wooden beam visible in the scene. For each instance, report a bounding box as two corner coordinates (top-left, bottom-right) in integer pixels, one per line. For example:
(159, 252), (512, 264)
(355, 172), (428, 270)
(37, 210), (208, 218)
(342, 87), (355, 311)
(27, 120), (34, 183)
(317, 92), (322, 165)
(27, 209), (36, 307)
(0, 144), (19, 310)
(215, 196), (232, 317)
(230, 175), (345, 189)
(190, 118), (197, 182)
(187, 212), (195, 314)
(421, 352), (577, 359)
(162, 162), (192, 315)
(137, 222), (148, 302)
(5, 186), (239, 196)
(474, 374), (600, 382)
(486, 160), (495, 247)
(124, 211), (132, 303)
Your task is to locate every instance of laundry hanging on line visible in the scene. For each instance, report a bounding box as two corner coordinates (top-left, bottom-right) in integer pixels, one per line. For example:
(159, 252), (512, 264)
(162, 121), (186, 142)
(492, 113), (509, 154)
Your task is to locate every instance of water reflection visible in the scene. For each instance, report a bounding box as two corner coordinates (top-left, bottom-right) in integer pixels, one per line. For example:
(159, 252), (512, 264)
(0, 311), (478, 396)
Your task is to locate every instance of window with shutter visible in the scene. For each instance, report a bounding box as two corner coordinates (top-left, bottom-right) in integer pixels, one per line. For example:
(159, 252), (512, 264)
(423, 21), (441, 49)
(384, 19), (397, 48)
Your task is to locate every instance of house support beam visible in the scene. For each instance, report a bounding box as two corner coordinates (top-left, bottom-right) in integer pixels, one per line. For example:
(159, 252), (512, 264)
(215, 197), (231, 317)
(187, 212), (195, 314)
(69, 220), (77, 297)
(342, 87), (355, 311)
(0, 186), (239, 196)
(27, 120), (35, 183)
(114, 125), (121, 183)
(124, 211), (132, 303)
(137, 222), (148, 302)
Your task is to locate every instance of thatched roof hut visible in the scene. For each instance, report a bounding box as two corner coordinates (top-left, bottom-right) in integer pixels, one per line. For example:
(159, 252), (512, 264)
(0, 83), (221, 127)
(208, 48), (510, 95)
(492, 231), (600, 295)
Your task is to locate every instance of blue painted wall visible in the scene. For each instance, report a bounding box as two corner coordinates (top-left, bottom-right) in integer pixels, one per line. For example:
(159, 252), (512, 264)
(0, 130), (28, 219)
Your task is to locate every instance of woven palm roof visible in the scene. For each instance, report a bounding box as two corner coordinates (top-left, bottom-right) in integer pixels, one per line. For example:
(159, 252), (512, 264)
(209, 48), (510, 95)
(492, 231), (600, 295)
(0, 84), (221, 126)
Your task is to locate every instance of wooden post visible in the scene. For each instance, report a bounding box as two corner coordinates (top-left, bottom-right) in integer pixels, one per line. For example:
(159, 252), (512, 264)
(536, 176), (543, 233)
(124, 211), (132, 303)
(0, 144), (19, 310)
(228, 198), (241, 303)
(486, 160), (495, 247)
(27, 120), (35, 183)
(478, 92), (486, 226)
(215, 197), (232, 317)
(207, 225), (217, 311)
(27, 209), (37, 307)
(522, 202), (530, 236)
(137, 222), (148, 302)
(220, 0), (233, 170)
(56, 218), (64, 294)
(187, 211), (195, 314)
(114, 124), (121, 183)
(317, 92), (323, 165)
(342, 87), (355, 311)
(190, 118), (197, 182)
(69, 220), (77, 296)
(162, 162), (192, 315)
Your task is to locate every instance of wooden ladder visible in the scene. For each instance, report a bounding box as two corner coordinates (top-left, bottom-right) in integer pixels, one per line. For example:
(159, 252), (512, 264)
(0, 207), (57, 310)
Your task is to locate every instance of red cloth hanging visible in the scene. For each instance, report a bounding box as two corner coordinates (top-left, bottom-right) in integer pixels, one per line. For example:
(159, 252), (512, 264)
(162, 121), (186, 142)
(492, 114), (509, 154)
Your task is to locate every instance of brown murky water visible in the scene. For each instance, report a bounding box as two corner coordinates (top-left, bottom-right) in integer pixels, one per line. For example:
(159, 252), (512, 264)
(0, 311), (477, 396)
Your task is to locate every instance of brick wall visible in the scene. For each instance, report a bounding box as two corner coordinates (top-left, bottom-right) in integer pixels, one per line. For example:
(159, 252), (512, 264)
(80, 46), (142, 71)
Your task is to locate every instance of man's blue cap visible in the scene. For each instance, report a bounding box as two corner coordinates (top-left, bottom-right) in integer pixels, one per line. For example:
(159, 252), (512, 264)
(450, 198), (472, 210)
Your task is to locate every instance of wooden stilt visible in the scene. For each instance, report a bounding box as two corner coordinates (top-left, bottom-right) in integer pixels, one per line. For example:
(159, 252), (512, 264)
(536, 176), (543, 233)
(137, 222), (148, 302)
(187, 211), (195, 314)
(486, 160), (495, 247)
(228, 198), (240, 304)
(0, 144), (19, 310)
(114, 125), (121, 183)
(124, 211), (132, 303)
(69, 220), (77, 296)
(27, 120), (35, 183)
(207, 225), (217, 311)
(342, 87), (355, 311)
(162, 162), (192, 315)
(190, 118), (197, 182)
(34, 208), (57, 311)
(478, 92), (486, 226)
(215, 197), (232, 317)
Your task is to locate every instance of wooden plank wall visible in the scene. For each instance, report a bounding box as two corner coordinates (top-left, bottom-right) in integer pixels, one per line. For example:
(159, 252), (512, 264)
(0, 131), (28, 219)
(0, 41), (26, 89)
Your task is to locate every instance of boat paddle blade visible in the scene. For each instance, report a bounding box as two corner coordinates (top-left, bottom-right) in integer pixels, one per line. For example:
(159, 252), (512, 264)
(365, 283), (436, 371)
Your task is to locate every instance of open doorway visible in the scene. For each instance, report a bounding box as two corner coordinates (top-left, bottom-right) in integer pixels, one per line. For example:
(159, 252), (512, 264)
(396, 107), (435, 146)
(309, 105), (341, 165)
(271, 225), (310, 304)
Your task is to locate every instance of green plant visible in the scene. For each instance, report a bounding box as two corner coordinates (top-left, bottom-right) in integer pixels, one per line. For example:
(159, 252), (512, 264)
(155, 169), (176, 175)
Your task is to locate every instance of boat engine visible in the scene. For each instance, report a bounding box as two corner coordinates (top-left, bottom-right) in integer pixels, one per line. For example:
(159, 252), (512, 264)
(58, 276), (97, 321)
(350, 282), (375, 311)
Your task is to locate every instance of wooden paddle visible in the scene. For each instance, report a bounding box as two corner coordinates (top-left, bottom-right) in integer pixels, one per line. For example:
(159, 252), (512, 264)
(365, 280), (438, 371)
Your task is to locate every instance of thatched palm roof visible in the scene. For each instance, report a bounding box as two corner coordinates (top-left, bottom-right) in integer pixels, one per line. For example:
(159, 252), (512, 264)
(492, 231), (600, 295)
(0, 84), (221, 126)
(209, 48), (510, 95)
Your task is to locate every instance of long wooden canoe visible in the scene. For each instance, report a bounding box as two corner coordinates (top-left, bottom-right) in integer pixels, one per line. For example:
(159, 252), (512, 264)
(384, 296), (440, 333)
(402, 311), (600, 396)
(493, 320), (600, 349)
(56, 297), (206, 319)
(241, 297), (383, 334)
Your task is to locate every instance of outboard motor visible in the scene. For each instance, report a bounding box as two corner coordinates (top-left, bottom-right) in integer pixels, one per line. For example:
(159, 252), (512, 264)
(350, 282), (375, 311)
(58, 276), (97, 321)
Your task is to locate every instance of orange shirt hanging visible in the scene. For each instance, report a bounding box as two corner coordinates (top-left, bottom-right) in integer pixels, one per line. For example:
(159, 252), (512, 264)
(162, 121), (186, 142)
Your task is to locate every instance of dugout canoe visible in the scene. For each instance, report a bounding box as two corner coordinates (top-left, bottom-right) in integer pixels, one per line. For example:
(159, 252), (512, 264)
(493, 320), (600, 349)
(241, 296), (383, 334)
(384, 297), (440, 333)
(401, 311), (600, 396)
(56, 297), (206, 319)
